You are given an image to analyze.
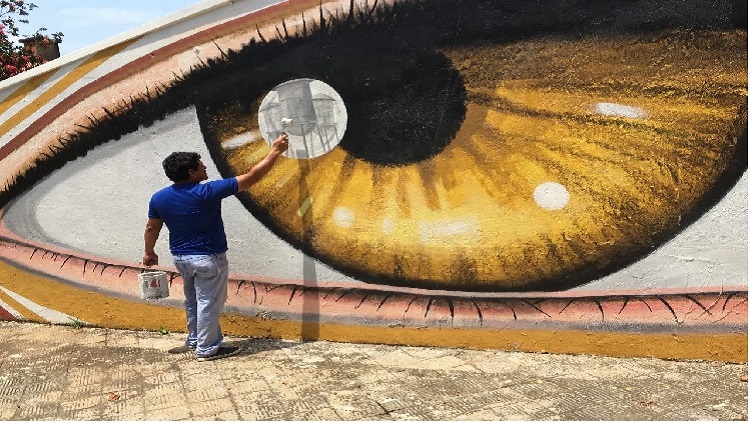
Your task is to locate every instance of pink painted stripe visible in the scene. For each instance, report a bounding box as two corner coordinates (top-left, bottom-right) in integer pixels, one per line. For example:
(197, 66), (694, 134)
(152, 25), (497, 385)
(0, 304), (16, 321)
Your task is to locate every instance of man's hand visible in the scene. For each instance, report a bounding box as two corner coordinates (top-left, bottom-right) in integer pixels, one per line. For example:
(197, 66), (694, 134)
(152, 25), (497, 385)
(272, 133), (289, 154)
(143, 252), (159, 267)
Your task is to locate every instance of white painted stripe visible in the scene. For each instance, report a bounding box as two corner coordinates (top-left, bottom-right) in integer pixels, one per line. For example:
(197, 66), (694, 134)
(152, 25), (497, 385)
(0, 296), (25, 320)
(0, 286), (86, 325)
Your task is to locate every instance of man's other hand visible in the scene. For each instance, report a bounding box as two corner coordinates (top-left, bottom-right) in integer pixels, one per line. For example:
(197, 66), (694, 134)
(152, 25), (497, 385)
(143, 252), (159, 267)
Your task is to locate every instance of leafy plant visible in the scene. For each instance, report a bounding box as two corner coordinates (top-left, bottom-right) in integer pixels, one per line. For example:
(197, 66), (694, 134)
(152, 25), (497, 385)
(67, 317), (85, 329)
(0, 1), (63, 80)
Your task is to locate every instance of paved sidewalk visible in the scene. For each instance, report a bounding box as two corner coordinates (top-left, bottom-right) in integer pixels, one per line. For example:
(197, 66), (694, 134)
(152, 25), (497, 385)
(0, 321), (747, 421)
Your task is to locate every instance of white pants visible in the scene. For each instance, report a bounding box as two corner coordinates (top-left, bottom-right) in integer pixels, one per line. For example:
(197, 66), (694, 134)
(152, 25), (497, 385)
(173, 253), (229, 357)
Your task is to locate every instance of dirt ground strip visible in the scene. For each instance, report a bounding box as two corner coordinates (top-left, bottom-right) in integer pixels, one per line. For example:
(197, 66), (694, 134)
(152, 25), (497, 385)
(0, 321), (747, 421)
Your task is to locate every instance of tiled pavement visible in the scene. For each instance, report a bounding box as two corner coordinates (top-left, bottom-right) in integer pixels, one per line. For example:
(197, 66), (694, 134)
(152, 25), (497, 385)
(0, 321), (747, 421)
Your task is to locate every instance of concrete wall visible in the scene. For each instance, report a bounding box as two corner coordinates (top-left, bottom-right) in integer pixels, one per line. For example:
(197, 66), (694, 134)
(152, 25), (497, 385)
(0, 0), (746, 361)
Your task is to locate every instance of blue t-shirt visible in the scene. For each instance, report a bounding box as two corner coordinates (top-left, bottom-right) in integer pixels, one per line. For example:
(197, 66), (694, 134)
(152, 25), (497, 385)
(148, 178), (238, 255)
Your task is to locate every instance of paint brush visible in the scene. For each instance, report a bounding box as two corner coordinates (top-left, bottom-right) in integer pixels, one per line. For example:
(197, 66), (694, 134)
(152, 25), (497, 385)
(281, 118), (293, 134)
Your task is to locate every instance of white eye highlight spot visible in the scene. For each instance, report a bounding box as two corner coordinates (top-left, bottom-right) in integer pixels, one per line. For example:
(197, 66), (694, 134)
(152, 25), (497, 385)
(382, 218), (395, 235)
(258, 78), (348, 159)
(533, 182), (570, 211)
(591, 102), (648, 119)
(333, 207), (355, 228)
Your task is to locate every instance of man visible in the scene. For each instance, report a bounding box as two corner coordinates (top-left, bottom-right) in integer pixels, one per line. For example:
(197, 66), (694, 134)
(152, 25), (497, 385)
(143, 134), (289, 361)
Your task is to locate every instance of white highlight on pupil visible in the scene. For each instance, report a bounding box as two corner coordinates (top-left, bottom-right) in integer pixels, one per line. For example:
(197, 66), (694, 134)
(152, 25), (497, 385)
(333, 207), (354, 228)
(533, 182), (570, 211)
(592, 102), (648, 119)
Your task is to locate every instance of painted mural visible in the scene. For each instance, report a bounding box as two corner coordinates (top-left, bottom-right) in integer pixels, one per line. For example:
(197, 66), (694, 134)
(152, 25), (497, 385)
(0, 0), (746, 361)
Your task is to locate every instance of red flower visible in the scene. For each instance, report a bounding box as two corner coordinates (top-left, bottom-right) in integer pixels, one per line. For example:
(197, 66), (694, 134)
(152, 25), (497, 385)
(4, 64), (18, 75)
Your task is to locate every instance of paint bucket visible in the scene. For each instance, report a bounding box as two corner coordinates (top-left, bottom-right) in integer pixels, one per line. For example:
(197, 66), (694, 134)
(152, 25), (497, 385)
(138, 271), (170, 299)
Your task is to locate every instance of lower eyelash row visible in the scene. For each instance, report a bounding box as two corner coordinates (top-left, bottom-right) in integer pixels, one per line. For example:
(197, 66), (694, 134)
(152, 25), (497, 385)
(0, 235), (746, 329)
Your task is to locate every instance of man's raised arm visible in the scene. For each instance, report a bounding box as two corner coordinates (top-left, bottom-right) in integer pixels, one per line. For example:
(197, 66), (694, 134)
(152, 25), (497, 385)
(235, 133), (289, 192)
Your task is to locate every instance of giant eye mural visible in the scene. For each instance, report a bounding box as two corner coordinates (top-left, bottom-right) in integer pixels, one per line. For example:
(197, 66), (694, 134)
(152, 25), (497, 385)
(195, 11), (746, 292)
(0, 0), (746, 361)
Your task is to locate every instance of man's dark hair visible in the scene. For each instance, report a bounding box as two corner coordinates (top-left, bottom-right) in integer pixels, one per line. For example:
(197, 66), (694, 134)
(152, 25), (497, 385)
(162, 152), (201, 182)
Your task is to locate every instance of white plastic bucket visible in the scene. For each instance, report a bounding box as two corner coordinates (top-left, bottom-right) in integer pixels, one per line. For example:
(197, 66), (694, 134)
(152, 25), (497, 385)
(138, 271), (170, 299)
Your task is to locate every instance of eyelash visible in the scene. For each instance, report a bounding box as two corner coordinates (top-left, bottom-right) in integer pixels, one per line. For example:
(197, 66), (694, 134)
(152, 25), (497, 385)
(6, 238), (747, 327)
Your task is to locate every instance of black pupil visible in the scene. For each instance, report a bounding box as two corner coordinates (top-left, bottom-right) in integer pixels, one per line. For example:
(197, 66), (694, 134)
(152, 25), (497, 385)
(194, 23), (468, 167)
(336, 50), (467, 166)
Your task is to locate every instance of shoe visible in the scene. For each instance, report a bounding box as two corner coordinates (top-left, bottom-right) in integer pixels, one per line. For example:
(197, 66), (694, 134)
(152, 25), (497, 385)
(196, 346), (242, 362)
(168, 344), (197, 354)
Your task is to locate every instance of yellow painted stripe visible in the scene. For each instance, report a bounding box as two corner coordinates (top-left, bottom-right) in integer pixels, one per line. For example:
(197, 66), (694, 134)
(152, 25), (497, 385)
(290, 323), (748, 364)
(0, 260), (187, 330)
(0, 71), (55, 117)
(0, 284), (45, 322)
(0, 38), (140, 139)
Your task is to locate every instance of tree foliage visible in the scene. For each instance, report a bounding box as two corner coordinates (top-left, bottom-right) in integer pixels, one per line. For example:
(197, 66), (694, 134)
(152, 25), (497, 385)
(0, 0), (63, 81)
